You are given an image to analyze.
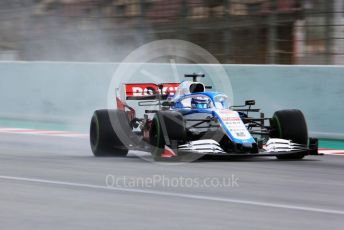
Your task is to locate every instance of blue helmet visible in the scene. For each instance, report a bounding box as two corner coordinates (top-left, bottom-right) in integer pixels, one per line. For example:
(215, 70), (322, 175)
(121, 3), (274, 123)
(191, 97), (210, 109)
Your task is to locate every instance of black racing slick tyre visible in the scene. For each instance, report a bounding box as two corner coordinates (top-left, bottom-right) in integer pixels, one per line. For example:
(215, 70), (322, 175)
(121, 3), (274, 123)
(270, 109), (308, 160)
(149, 111), (186, 158)
(90, 109), (130, 157)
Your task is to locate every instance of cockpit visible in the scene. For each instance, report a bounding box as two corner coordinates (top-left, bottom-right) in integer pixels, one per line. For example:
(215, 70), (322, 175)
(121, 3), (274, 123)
(176, 93), (230, 110)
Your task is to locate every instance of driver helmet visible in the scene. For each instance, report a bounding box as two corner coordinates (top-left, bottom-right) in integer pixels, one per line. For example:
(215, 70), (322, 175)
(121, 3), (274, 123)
(191, 97), (210, 109)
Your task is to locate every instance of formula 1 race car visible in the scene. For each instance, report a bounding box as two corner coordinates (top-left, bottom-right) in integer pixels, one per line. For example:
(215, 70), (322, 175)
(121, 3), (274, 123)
(90, 73), (319, 160)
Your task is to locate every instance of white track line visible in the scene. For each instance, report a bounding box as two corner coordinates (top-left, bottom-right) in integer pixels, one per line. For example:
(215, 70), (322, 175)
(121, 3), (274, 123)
(319, 150), (344, 155)
(0, 175), (344, 215)
(0, 128), (87, 138)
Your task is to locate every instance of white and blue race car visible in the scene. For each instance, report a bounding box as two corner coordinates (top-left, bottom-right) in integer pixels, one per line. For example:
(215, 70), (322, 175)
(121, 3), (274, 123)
(90, 73), (319, 160)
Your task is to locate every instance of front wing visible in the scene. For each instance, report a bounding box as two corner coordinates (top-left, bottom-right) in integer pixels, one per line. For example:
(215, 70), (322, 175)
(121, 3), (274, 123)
(177, 149), (318, 157)
(174, 138), (320, 157)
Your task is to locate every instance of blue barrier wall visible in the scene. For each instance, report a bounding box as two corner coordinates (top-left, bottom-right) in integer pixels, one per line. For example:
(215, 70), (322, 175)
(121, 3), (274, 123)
(0, 62), (343, 138)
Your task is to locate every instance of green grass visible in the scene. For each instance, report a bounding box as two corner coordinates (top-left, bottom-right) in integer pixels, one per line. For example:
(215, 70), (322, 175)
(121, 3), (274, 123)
(319, 139), (344, 150)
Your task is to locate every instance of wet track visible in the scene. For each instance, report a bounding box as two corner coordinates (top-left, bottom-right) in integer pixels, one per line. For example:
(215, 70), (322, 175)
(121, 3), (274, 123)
(0, 133), (344, 230)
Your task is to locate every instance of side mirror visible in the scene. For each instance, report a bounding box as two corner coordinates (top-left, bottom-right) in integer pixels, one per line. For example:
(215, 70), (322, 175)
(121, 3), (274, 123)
(162, 101), (175, 107)
(245, 100), (255, 106)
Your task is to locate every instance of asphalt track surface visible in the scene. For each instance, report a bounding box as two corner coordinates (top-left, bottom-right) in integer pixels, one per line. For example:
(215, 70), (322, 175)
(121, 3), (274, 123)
(0, 133), (344, 230)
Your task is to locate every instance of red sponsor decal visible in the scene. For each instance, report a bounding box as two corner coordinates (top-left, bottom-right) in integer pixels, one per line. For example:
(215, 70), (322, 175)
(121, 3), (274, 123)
(125, 83), (179, 98)
(161, 145), (177, 158)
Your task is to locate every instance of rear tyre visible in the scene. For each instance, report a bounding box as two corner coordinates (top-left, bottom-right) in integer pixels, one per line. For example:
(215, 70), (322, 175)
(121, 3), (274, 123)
(149, 111), (186, 159)
(90, 109), (130, 157)
(270, 109), (308, 160)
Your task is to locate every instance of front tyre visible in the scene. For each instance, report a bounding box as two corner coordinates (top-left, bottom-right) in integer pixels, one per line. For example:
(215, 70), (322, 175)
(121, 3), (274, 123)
(270, 109), (308, 160)
(90, 109), (129, 157)
(149, 111), (186, 159)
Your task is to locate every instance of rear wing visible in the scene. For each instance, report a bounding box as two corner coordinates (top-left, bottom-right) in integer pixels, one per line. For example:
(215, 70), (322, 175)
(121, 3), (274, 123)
(124, 83), (179, 100)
